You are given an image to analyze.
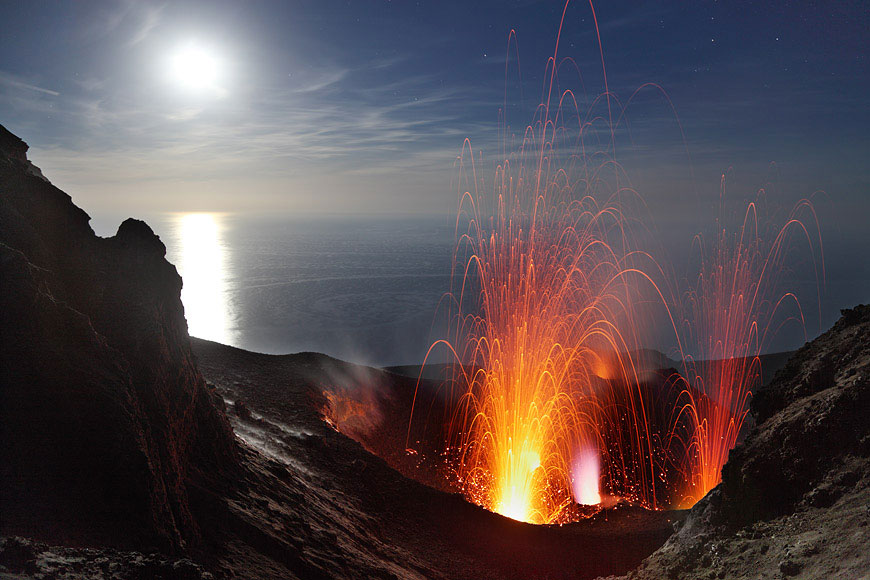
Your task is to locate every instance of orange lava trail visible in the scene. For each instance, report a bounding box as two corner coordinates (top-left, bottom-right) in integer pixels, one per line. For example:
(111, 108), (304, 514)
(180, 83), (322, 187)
(668, 182), (824, 507)
(408, 1), (824, 523)
(412, 0), (673, 522)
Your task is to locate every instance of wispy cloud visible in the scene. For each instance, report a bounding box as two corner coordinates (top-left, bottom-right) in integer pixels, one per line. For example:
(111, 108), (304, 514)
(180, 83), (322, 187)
(10, 50), (502, 215)
(76, 0), (165, 47)
(287, 68), (349, 94)
(0, 71), (60, 96)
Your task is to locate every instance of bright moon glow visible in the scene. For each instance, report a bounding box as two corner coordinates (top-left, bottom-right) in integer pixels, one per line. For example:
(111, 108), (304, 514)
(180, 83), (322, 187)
(169, 44), (221, 93)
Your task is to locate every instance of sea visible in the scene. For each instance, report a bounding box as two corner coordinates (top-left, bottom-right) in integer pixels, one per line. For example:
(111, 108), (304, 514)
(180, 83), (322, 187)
(92, 212), (457, 368)
(87, 209), (864, 369)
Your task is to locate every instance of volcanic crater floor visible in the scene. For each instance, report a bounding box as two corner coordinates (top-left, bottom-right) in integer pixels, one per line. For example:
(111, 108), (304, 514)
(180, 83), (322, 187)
(189, 337), (685, 580)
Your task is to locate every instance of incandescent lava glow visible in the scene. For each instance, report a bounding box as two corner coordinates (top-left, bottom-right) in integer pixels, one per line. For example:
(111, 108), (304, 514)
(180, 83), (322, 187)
(571, 445), (601, 506)
(426, 158), (666, 524)
(413, 1), (669, 525)
(496, 448), (542, 521)
(408, 0), (824, 523)
(668, 190), (823, 508)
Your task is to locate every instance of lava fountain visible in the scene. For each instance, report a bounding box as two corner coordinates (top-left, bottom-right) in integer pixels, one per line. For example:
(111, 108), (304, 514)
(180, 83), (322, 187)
(668, 185), (823, 507)
(414, 1), (670, 524)
(408, 0), (823, 523)
(434, 147), (661, 523)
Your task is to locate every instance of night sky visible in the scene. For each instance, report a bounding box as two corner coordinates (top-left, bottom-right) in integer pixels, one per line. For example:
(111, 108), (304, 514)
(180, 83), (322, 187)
(1, 1), (868, 329)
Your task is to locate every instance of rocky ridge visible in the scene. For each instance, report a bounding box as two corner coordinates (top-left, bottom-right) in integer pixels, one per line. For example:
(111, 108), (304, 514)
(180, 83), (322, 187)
(0, 124), (239, 553)
(607, 305), (870, 579)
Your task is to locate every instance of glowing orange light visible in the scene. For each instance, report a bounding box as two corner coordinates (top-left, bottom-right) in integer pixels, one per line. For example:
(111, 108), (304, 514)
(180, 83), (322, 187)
(571, 444), (601, 505)
(415, 2), (667, 519)
(669, 192), (823, 508)
(406, 1), (823, 523)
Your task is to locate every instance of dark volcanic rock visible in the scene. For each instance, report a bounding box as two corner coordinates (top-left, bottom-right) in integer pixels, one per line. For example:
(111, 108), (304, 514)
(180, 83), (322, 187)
(0, 536), (215, 579)
(610, 305), (870, 579)
(191, 338), (686, 580)
(0, 125), (238, 552)
(720, 305), (870, 525)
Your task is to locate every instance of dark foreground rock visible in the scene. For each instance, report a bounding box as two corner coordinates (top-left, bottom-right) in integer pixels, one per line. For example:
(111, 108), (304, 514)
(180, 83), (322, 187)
(0, 124), (239, 552)
(0, 536), (213, 580)
(607, 305), (870, 579)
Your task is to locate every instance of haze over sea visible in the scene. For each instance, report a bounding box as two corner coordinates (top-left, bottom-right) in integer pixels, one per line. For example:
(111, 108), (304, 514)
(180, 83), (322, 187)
(90, 209), (864, 369)
(92, 212), (454, 367)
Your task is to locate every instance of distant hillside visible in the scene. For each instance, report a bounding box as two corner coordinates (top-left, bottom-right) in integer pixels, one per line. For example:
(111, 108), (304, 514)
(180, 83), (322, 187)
(387, 349), (795, 387)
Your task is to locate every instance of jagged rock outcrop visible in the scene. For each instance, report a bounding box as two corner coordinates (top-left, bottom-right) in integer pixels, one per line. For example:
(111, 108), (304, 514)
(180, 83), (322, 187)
(721, 305), (870, 525)
(610, 305), (870, 579)
(0, 124), (239, 553)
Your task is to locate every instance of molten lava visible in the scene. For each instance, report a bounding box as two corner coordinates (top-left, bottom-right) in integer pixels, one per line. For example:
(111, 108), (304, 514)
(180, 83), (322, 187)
(571, 444), (601, 505)
(416, 0), (669, 523)
(669, 192), (823, 507)
(408, 0), (823, 524)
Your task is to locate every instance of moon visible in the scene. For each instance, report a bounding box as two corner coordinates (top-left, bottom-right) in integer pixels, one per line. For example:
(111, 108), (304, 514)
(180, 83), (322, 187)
(169, 43), (222, 94)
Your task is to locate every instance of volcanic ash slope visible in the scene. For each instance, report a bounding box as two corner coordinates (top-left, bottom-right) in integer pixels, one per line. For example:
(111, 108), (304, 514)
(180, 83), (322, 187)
(607, 304), (870, 580)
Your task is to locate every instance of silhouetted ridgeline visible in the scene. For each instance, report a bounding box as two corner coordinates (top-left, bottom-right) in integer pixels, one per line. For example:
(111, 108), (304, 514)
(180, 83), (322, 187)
(0, 124), (239, 552)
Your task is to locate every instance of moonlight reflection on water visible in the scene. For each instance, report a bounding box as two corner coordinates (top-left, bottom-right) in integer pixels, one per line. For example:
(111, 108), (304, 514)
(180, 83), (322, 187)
(176, 212), (233, 345)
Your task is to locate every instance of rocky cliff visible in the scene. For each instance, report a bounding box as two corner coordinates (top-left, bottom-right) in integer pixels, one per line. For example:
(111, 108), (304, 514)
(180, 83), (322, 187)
(0, 124), (239, 553)
(612, 305), (870, 579)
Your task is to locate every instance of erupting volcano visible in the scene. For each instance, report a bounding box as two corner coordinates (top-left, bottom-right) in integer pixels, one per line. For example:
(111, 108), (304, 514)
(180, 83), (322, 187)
(4, 0), (864, 577)
(668, 190), (823, 507)
(413, 2), (667, 524)
(430, 141), (669, 523)
(413, 1), (824, 525)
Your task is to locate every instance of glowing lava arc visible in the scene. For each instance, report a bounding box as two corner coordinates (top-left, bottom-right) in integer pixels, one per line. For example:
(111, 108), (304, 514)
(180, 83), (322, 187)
(433, 140), (669, 524)
(406, 1), (677, 526)
(407, 0), (825, 523)
(668, 189), (823, 508)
